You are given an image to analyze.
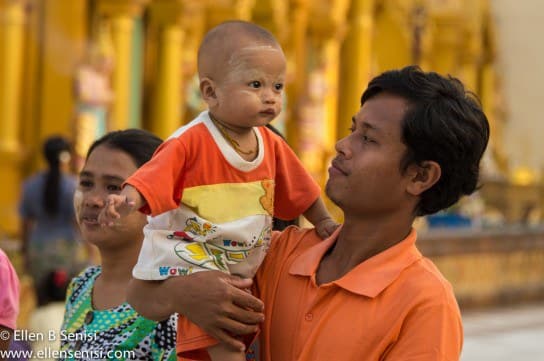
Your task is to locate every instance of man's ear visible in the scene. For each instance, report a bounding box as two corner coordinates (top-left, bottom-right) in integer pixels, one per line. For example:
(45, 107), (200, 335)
(406, 160), (441, 196)
(200, 77), (217, 106)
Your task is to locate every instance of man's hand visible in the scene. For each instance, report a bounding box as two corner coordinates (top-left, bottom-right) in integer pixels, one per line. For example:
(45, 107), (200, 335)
(315, 217), (340, 239)
(176, 272), (264, 351)
(128, 271), (264, 352)
(98, 194), (135, 226)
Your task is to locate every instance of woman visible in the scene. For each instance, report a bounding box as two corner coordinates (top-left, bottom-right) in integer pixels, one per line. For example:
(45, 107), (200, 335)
(19, 136), (84, 301)
(60, 129), (177, 360)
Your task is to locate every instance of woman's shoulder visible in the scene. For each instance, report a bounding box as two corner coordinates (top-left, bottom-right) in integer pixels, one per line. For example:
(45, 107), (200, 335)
(72, 265), (101, 282)
(66, 266), (100, 300)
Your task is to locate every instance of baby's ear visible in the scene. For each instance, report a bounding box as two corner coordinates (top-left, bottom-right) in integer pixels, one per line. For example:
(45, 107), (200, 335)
(200, 77), (217, 106)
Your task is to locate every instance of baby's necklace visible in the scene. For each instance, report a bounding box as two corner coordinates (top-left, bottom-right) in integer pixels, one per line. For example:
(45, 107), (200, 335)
(210, 114), (254, 155)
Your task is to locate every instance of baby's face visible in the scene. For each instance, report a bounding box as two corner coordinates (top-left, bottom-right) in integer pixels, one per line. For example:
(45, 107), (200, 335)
(211, 45), (286, 129)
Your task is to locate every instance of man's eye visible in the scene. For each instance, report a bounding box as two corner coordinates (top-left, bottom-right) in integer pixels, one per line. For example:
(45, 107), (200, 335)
(274, 83), (284, 91)
(249, 81), (261, 88)
(362, 135), (374, 143)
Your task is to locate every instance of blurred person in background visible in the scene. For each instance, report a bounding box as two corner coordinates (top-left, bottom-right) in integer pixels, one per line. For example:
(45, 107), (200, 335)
(0, 248), (20, 353)
(19, 136), (89, 303)
(27, 269), (69, 361)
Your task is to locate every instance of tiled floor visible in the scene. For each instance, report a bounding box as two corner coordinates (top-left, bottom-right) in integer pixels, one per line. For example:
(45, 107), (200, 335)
(461, 303), (544, 361)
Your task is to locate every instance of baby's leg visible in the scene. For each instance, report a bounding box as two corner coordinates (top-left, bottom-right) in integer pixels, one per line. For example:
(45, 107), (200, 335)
(208, 342), (246, 361)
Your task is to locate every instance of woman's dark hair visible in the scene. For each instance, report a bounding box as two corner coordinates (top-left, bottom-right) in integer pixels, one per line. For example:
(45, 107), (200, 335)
(86, 129), (163, 167)
(361, 66), (490, 216)
(43, 136), (71, 215)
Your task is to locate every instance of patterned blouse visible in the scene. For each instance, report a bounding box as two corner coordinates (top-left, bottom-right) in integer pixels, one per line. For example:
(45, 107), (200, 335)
(60, 266), (177, 360)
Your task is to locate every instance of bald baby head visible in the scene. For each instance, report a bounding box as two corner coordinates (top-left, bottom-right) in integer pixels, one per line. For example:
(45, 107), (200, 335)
(197, 21), (282, 81)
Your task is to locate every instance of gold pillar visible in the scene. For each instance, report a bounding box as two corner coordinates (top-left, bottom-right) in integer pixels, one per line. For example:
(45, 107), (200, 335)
(204, 0), (255, 27)
(97, 0), (148, 131)
(292, 0), (349, 190)
(337, 0), (375, 140)
(147, 0), (200, 138)
(321, 39), (341, 152)
(153, 25), (184, 138)
(20, 0), (43, 174)
(38, 0), (87, 143)
(0, 0), (25, 235)
(285, 0), (309, 152)
(110, 15), (133, 131)
(0, 0), (24, 152)
(309, 0), (350, 158)
(234, 0), (255, 20)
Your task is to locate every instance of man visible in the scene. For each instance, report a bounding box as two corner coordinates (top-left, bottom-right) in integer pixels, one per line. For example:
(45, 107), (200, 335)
(128, 65), (489, 360)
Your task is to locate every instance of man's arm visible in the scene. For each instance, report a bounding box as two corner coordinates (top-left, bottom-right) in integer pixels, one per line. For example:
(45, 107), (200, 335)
(127, 271), (265, 351)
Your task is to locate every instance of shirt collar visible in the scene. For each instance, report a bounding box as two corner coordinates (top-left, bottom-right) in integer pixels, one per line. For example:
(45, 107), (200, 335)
(289, 226), (421, 297)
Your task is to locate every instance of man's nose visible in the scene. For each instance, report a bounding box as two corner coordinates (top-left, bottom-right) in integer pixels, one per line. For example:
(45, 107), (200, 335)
(335, 136), (352, 158)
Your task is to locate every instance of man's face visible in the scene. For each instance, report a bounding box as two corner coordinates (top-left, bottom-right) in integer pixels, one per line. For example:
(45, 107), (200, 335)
(326, 93), (414, 216)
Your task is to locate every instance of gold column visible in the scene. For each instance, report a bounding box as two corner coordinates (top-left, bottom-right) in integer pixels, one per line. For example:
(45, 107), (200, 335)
(38, 0), (87, 144)
(152, 25), (184, 138)
(309, 0), (350, 155)
(97, 0), (149, 131)
(234, 0), (255, 20)
(337, 0), (375, 140)
(285, 0), (309, 152)
(0, 0), (24, 153)
(203, 0), (255, 29)
(292, 0), (349, 187)
(0, 0), (25, 235)
(20, 0), (42, 174)
(147, 0), (203, 138)
(112, 16), (133, 130)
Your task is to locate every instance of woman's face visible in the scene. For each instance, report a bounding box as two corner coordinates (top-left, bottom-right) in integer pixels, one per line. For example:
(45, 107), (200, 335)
(74, 145), (147, 248)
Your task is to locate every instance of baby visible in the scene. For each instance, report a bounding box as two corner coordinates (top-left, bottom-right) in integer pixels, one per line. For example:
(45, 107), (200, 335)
(99, 20), (337, 361)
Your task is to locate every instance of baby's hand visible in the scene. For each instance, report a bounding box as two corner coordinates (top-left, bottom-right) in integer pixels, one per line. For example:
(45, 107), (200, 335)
(98, 194), (135, 227)
(315, 218), (340, 239)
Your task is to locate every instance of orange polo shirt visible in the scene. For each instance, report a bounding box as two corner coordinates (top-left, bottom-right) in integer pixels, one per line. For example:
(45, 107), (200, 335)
(254, 226), (463, 361)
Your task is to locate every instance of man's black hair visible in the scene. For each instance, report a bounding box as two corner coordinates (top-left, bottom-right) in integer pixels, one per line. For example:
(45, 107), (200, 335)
(361, 65), (490, 216)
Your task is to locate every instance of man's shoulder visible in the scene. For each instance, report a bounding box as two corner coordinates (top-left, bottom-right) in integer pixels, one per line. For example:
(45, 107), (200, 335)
(270, 226), (321, 257)
(400, 256), (458, 305)
(256, 226), (320, 288)
(66, 266), (100, 301)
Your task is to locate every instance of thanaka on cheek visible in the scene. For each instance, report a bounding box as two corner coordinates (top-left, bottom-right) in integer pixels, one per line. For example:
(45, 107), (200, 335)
(73, 189), (83, 222)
